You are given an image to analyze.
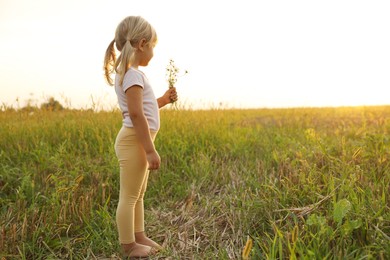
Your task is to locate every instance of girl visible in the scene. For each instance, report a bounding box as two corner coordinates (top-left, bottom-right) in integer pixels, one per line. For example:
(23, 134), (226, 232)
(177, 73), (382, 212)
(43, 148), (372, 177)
(103, 16), (177, 258)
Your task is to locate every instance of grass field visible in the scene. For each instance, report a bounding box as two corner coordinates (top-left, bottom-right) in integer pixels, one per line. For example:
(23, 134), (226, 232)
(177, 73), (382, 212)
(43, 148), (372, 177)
(0, 105), (389, 259)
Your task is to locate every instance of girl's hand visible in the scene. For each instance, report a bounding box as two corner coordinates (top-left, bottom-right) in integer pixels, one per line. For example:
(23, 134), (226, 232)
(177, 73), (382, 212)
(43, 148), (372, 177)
(165, 87), (178, 104)
(146, 150), (161, 170)
(158, 87), (178, 108)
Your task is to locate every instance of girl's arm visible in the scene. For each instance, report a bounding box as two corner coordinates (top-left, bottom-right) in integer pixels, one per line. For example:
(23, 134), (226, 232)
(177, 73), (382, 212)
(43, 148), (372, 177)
(157, 87), (178, 108)
(126, 86), (160, 170)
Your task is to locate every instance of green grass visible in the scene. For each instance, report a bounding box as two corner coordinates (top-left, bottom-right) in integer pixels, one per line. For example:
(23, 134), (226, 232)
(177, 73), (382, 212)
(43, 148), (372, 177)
(0, 106), (389, 259)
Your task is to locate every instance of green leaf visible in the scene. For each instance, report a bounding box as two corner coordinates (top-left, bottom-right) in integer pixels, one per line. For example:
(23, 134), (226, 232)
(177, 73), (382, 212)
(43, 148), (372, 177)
(333, 199), (352, 225)
(350, 219), (362, 229)
(306, 214), (318, 226)
(307, 214), (327, 227)
(341, 219), (361, 236)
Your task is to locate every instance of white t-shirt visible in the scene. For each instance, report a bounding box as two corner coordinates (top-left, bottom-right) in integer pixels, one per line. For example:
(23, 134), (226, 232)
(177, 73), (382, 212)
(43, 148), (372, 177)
(115, 67), (160, 131)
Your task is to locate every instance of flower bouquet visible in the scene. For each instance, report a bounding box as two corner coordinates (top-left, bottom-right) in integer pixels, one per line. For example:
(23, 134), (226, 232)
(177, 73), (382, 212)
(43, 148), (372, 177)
(166, 59), (188, 108)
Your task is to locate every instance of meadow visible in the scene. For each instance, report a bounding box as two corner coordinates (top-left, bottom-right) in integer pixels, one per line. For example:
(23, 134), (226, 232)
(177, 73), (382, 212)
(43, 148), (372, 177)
(0, 105), (389, 259)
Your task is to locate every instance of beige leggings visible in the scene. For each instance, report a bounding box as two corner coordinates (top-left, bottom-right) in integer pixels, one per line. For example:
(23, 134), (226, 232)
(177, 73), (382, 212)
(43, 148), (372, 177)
(114, 126), (157, 244)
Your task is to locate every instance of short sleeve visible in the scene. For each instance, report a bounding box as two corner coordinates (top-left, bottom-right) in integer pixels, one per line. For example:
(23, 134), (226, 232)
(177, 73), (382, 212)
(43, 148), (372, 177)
(122, 69), (144, 92)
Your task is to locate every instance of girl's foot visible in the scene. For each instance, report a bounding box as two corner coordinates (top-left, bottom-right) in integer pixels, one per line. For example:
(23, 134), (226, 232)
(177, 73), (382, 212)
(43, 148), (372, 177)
(121, 242), (156, 258)
(135, 232), (163, 250)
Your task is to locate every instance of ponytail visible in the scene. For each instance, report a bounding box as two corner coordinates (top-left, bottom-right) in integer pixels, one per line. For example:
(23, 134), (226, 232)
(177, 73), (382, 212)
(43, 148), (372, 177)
(103, 39), (116, 86)
(103, 39), (135, 87)
(116, 40), (135, 86)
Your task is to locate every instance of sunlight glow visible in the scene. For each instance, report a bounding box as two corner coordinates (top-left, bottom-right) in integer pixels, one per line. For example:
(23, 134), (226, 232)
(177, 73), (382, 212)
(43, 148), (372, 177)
(0, 0), (389, 109)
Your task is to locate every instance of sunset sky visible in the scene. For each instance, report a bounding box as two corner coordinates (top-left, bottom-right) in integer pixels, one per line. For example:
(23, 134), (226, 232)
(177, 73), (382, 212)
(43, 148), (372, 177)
(1, 0), (389, 109)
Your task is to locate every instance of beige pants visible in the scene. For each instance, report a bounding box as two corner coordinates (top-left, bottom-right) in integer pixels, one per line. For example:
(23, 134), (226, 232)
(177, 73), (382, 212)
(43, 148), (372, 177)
(114, 126), (157, 244)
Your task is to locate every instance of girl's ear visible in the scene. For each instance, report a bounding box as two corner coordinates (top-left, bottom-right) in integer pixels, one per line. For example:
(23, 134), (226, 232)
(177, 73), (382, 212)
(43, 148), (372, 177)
(137, 38), (147, 51)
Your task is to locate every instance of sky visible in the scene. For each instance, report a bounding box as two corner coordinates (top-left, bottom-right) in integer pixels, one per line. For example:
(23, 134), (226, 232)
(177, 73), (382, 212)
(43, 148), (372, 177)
(0, 0), (389, 110)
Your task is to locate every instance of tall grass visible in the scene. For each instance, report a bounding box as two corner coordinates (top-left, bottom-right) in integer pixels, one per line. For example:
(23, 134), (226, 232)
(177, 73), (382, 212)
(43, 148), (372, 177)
(0, 106), (389, 259)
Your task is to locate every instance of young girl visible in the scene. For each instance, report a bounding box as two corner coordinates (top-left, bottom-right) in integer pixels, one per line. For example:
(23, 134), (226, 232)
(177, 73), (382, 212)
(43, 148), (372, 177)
(103, 16), (177, 258)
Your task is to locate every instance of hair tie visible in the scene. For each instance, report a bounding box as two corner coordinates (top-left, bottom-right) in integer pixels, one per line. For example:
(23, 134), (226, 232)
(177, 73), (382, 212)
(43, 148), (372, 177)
(126, 39), (135, 50)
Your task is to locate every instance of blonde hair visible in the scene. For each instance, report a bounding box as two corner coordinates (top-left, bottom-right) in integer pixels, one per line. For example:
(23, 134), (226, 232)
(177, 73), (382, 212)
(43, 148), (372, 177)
(104, 16), (157, 86)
